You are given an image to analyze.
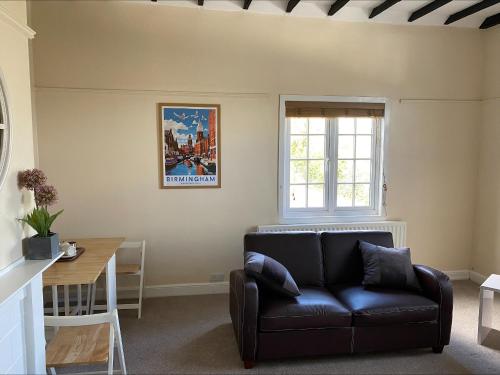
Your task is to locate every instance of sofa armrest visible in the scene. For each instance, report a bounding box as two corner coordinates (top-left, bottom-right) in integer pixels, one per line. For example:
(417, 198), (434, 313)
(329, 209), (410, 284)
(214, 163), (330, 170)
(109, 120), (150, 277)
(413, 265), (453, 346)
(230, 269), (259, 361)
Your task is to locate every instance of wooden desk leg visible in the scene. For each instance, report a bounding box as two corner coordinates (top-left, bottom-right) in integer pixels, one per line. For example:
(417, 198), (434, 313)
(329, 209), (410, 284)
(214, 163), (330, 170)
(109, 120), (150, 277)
(64, 285), (70, 315)
(105, 254), (117, 312)
(51, 285), (58, 317)
(478, 288), (494, 344)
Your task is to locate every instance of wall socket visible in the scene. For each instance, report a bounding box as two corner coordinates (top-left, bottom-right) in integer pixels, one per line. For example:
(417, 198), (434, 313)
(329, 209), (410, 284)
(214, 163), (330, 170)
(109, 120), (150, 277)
(210, 273), (225, 282)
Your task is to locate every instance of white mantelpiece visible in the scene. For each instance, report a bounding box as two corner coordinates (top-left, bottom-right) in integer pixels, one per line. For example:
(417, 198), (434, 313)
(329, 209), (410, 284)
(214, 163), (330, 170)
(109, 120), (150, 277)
(0, 255), (59, 374)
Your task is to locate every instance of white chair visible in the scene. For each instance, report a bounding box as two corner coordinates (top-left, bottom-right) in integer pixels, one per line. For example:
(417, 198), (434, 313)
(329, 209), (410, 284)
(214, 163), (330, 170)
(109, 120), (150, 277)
(94, 241), (146, 319)
(45, 309), (127, 374)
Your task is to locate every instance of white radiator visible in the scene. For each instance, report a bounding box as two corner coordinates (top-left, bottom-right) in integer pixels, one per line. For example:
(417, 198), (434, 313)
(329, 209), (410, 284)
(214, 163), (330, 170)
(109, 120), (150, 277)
(257, 221), (407, 248)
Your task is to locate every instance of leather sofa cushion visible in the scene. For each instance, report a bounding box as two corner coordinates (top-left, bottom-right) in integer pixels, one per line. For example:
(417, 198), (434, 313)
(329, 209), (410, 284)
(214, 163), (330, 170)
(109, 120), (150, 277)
(245, 233), (323, 286)
(259, 287), (351, 331)
(330, 284), (438, 326)
(321, 231), (394, 285)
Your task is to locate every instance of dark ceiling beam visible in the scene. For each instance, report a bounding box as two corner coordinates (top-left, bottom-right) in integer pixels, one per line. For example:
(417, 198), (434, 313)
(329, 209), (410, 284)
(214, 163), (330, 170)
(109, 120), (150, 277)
(243, 0), (252, 9)
(369, 0), (402, 19)
(480, 12), (500, 28)
(408, 0), (453, 22)
(198, 0), (204, 6)
(286, 0), (301, 13)
(445, 0), (500, 25)
(328, 0), (350, 16)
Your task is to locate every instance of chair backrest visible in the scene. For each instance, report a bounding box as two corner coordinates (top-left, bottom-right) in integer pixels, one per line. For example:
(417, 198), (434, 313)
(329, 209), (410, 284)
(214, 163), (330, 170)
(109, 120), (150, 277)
(116, 240), (145, 269)
(244, 232), (324, 287)
(321, 231), (394, 285)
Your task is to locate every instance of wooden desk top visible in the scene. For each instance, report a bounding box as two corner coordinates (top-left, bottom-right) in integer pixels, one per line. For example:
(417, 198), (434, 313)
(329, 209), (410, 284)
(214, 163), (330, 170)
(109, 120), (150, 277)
(43, 237), (125, 287)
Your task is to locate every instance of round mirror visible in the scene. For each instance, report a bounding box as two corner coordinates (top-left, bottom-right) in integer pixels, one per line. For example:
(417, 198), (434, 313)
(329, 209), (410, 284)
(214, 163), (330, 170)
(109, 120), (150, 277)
(0, 76), (11, 190)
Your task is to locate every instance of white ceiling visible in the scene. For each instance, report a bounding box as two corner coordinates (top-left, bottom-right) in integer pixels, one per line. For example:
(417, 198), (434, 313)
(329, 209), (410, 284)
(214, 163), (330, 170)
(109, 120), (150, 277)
(152, 0), (500, 28)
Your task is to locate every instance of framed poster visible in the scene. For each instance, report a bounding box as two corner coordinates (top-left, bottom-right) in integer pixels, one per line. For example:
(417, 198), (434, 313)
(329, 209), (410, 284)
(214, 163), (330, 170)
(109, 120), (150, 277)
(158, 103), (221, 189)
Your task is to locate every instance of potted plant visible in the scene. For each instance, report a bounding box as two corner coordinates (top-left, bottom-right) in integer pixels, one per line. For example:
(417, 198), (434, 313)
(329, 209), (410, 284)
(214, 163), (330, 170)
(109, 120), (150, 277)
(18, 169), (63, 259)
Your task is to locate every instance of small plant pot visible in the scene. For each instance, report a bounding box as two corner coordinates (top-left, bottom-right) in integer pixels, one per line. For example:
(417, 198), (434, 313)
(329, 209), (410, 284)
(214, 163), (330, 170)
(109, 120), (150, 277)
(26, 232), (60, 260)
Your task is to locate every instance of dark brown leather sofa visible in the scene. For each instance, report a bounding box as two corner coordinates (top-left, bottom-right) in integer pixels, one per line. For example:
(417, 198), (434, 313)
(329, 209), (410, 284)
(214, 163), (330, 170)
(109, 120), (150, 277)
(229, 231), (453, 369)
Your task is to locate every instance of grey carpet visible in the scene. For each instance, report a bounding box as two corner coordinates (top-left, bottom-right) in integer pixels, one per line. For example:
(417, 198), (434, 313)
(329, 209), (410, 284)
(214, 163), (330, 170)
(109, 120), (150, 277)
(71, 281), (500, 374)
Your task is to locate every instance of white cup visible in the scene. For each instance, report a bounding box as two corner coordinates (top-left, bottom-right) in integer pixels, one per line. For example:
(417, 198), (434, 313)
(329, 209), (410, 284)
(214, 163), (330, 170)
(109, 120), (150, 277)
(60, 242), (77, 256)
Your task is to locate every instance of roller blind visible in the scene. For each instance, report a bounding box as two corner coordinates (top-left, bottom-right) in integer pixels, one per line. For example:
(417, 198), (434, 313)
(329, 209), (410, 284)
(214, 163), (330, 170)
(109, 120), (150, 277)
(285, 101), (385, 118)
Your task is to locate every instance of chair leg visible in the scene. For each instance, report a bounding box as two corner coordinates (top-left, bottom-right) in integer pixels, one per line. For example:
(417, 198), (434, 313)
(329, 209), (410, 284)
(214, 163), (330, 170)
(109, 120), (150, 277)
(47, 367), (56, 375)
(64, 285), (70, 315)
(86, 284), (92, 314)
(90, 283), (96, 314)
(77, 284), (82, 315)
(51, 285), (59, 317)
(138, 274), (144, 320)
(108, 325), (115, 375)
(113, 311), (127, 374)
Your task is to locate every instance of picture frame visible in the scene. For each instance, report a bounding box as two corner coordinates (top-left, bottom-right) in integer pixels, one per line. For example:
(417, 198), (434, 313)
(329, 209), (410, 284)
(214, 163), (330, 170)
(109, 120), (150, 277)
(157, 103), (221, 189)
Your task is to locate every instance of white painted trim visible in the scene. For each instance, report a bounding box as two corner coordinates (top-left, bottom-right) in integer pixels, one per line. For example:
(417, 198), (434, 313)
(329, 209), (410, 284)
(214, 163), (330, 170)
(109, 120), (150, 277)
(470, 271), (487, 285)
(47, 271), (486, 303)
(444, 270), (470, 281)
(0, 256), (24, 278)
(145, 281), (229, 298)
(0, 5), (36, 39)
(278, 95), (387, 223)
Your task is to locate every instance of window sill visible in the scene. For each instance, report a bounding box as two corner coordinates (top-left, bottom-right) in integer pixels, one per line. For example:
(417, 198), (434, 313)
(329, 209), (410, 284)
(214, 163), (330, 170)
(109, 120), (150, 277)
(279, 215), (387, 225)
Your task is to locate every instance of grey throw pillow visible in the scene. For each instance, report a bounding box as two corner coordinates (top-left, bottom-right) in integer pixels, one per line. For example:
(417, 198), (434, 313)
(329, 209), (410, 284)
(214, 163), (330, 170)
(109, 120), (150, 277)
(244, 251), (301, 297)
(359, 241), (422, 292)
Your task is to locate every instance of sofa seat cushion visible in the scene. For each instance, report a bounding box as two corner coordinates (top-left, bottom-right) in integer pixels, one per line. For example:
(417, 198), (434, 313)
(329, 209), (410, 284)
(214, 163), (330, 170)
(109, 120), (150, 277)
(259, 287), (351, 332)
(330, 285), (438, 327)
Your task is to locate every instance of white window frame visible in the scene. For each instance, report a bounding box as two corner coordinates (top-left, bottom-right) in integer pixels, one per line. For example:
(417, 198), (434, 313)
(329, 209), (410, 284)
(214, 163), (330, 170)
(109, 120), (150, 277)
(0, 73), (11, 191)
(279, 95), (389, 224)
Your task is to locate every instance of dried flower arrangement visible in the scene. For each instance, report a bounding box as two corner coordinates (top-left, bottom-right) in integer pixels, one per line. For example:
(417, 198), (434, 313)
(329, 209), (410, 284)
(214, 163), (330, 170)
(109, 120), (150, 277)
(18, 169), (63, 238)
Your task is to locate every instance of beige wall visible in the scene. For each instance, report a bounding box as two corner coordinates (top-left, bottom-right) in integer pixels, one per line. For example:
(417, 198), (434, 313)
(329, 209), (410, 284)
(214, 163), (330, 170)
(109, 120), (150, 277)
(31, 1), (483, 285)
(0, 1), (36, 270)
(472, 28), (500, 277)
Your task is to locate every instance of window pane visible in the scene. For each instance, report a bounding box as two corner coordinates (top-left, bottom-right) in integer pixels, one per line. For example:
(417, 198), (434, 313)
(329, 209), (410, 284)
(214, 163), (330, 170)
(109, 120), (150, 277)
(309, 135), (325, 159)
(356, 118), (373, 134)
(309, 118), (326, 134)
(355, 184), (370, 207)
(355, 160), (371, 183)
(337, 184), (353, 207)
(337, 160), (353, 183)
(290, 136), (307, 159)
(290, 160), (307, 184)
(290, 185), (306, 208)
(338, 135), (354, 159)
(290, 118), (307, 134)
(308, 160), (324, 183)
(338, 118), (354, 134)
(308, 184), (324, 208)
(355, 135), (372, 158)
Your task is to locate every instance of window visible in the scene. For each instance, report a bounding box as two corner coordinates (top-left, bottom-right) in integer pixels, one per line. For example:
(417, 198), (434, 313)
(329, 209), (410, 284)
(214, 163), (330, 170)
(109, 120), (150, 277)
(279, 96), (386, 222)
(0, 76), (10, 190)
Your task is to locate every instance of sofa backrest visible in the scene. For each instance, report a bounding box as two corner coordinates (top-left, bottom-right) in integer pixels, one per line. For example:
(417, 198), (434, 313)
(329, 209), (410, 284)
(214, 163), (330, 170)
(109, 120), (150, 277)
(321, 231), (394, 285)
(244, 232), (323, 287)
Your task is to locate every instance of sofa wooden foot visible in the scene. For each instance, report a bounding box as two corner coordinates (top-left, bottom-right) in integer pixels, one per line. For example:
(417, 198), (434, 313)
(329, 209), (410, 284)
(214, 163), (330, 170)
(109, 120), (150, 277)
(244, 360), (255, 369)
(432, 345), (444, 353)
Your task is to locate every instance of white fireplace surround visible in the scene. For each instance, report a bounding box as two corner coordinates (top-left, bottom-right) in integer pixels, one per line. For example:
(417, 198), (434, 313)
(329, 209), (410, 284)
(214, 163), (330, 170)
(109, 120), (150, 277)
(0, 256), (59, 374)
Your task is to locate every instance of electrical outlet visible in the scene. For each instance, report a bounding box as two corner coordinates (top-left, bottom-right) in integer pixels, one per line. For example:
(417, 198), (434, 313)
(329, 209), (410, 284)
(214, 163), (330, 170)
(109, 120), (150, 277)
(210, 273), (225, 282)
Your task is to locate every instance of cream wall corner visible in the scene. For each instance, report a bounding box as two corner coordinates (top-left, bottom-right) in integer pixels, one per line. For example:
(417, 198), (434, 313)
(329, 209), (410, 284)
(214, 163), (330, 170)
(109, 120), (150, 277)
(472, 27), (500, 277)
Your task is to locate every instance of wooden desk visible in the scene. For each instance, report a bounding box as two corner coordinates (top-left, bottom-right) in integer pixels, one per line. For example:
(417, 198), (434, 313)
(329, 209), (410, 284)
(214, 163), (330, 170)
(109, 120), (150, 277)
(43, 237), (124, 315)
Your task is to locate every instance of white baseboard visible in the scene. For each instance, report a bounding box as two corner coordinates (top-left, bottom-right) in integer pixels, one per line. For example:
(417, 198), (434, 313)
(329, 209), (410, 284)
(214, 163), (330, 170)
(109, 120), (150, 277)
(469, 271), (487, 285)
(444, 270), (471, 281)
(43, 270), (488, 302)
(144, 281), (229, 298)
